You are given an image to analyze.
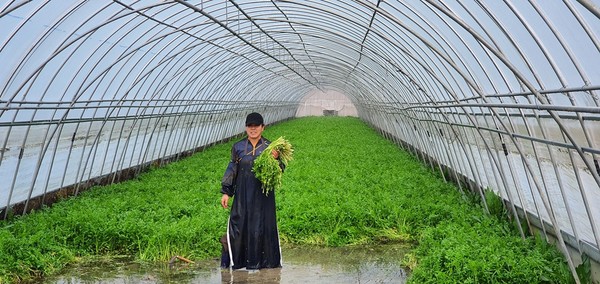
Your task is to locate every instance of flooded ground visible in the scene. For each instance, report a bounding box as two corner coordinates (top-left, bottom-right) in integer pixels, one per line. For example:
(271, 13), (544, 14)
(43, 243), (410, 284)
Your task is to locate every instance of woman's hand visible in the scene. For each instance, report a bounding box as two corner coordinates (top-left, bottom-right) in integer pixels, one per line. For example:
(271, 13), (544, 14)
(271, 150), (279, 159)
(221, 194), (230, 209)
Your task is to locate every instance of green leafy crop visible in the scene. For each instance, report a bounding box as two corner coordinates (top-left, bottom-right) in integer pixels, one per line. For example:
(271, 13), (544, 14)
(252, 136), (294, 195)
(0, 116), (576, 284)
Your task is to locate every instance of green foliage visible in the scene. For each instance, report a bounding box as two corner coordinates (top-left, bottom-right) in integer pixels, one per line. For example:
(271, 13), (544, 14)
(484, 189), (508, 220)
(408, 220), (573, 284)
(0, 142), (231, 283)
(0, 116), (574, 283)
(253, 136), (294, 195)
(576, 254), (591, 284)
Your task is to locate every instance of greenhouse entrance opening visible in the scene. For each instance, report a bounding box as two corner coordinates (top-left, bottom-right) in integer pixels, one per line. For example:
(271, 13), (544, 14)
(295, 89), (358, 117)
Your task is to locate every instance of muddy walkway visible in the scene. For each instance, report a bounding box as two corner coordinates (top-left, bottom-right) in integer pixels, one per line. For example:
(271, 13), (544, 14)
(44, 244), (410, 283)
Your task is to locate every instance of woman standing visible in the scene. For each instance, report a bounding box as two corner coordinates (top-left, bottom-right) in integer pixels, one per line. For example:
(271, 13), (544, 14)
(220, 112), (283, 270)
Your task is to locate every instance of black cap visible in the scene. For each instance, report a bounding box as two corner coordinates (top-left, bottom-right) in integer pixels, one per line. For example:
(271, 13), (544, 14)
(245, 112), (264, 126)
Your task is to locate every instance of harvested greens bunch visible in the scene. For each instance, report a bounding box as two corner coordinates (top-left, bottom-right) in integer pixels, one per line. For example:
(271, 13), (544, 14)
(253, 137), (293, 195)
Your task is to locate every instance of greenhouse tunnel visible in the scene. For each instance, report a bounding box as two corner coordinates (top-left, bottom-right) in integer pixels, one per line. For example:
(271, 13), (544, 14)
(1, 0), (600, 280)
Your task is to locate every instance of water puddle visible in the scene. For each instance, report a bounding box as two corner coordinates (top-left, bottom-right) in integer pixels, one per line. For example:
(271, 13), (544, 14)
(44, 243), (410, 283)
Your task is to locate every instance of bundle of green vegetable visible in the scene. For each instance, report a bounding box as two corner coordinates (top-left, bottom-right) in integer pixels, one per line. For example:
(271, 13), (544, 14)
(253, 136), (293, 195)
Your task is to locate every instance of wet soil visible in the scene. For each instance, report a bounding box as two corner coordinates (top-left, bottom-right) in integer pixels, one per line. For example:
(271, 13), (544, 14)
(44, 243), (410, 283)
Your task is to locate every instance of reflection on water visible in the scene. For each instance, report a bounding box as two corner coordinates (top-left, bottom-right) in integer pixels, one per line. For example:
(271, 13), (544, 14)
(44, 244), (409, 284)
(220, 268), (281, 283)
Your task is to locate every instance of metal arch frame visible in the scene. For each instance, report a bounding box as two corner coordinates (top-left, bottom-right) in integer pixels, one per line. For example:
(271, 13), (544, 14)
(33, 1), (172, 201)
(352, 1), (596, 278)
(243, 8), (464, 104)
(381, 1), (493, 97)
(1, 1), (600, 280)
(0, 0), (300, 211)
(269, 1), (326, 83)
(336, 3), (518, 215)
(577, 0), (600, 19)
(468, 0), (600, 252)
(1, 0), (116, 212)
(169, 1), (584, 246)
(523, 0), (600, 248)
(16, 0), (196, 207)
(0, 1), (592, 204)
(173, 0), (316, 87)
(298, 25), (500, 214)
(0, 1), (117, 105)
(0, 1), (33, 17)
(255, 26), (486, 190)
(74, 46), (294, 193)
(1, 0), (446, 204)
(226, 0), (322, 85)
(568, 0), (600, 54)
(446, 0), (600, 258)
(422, 1), (599, 277)
(225, 0), (474, 112)
(350, 0), (600, 262)
(93, 31), (304, 182)
(223, 2), (375, 86)
(252, 0), (400, 81)
(2, 4), (596, 113)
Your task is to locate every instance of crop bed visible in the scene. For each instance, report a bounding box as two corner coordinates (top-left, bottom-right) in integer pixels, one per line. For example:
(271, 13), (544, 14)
(0, 116), (573, 283)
